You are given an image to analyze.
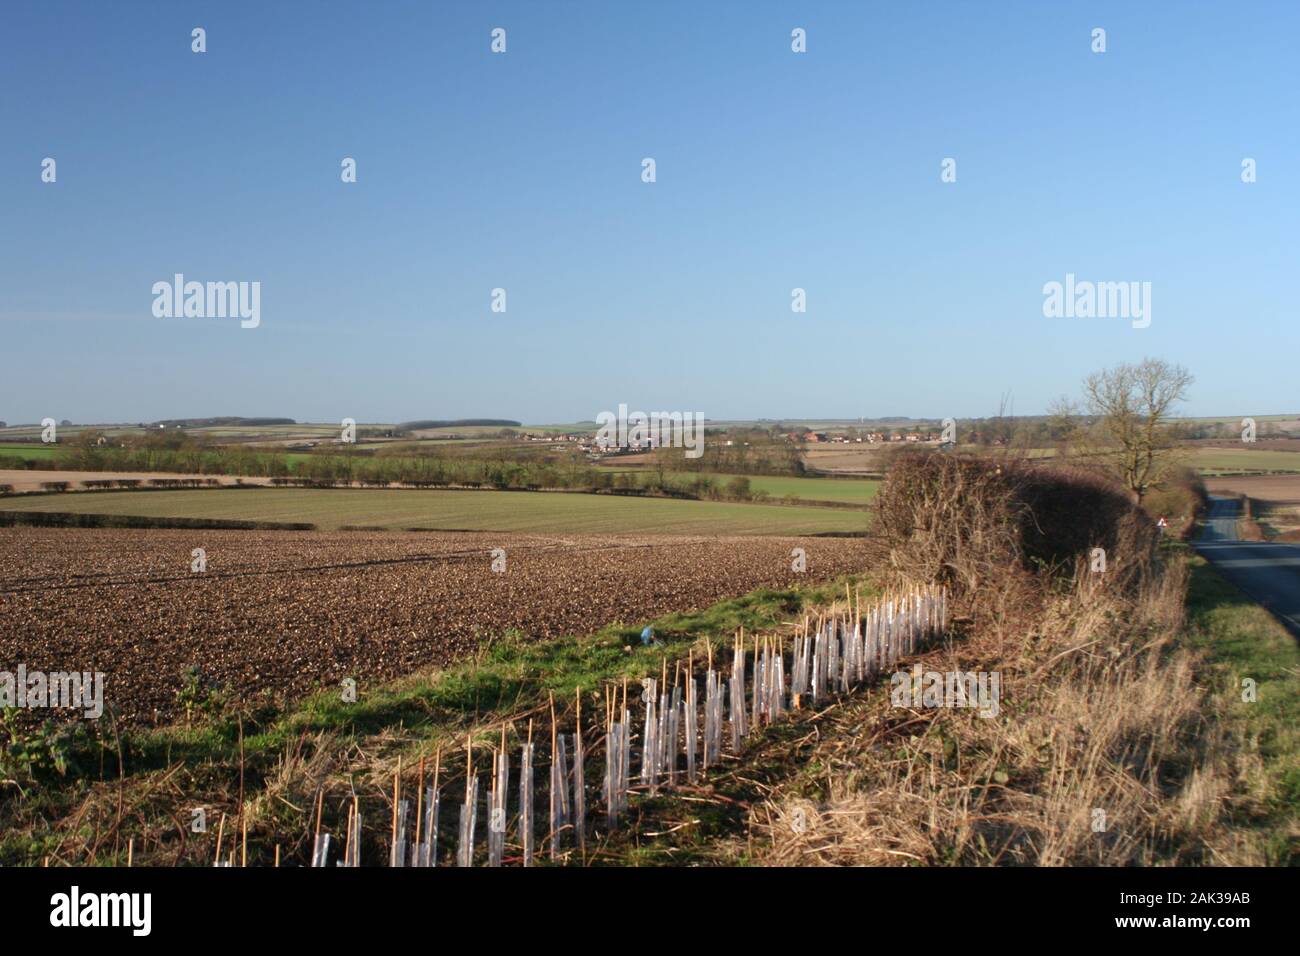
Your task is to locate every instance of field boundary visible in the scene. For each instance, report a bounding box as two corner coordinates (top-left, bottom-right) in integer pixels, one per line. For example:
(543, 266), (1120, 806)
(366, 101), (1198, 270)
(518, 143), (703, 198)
(0, 511), (316, 531)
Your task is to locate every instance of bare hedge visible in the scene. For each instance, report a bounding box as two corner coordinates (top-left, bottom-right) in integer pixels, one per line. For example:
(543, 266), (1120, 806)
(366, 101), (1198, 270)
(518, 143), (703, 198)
(873, 453), (1158, 619)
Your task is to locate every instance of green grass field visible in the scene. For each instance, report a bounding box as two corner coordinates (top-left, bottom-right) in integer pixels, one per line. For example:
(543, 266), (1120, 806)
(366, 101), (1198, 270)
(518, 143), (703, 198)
(0, 487), (870, 535)
(603, 470), (880, 504)
(0, 442), (61, 460)
(727, 474), (879, 502)
(1188, 448), (1300, 474)
(1182, 414), (1298, 424)
(0, 443), (320, 467)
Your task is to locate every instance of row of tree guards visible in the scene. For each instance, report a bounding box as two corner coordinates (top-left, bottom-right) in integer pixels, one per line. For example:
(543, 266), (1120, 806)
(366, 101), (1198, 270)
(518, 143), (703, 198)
(213, 583), (947, 867)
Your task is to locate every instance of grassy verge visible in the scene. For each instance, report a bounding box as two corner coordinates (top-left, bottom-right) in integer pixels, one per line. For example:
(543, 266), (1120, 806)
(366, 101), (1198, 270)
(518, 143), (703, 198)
(1183, 552), (1300, 859)
(1251, 499), (1300, 541)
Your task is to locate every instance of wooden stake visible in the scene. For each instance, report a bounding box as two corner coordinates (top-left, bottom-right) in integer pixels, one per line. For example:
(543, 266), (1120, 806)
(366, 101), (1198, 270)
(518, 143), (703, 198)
(343, 799), (353, 866)
(354, 794), (361, 856)
(214, 812), (226, 867)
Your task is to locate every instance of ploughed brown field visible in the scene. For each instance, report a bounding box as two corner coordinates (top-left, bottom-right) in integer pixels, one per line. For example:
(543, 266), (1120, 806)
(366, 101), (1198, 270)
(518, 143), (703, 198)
(0, 528), (867, 725)
(1205, 474), (1300, 539)
(1204, 474), (1300, 502)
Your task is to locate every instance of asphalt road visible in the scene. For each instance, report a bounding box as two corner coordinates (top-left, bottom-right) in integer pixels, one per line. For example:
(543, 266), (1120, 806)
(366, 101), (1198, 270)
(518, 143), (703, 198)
(1195, 496), (1300, 638)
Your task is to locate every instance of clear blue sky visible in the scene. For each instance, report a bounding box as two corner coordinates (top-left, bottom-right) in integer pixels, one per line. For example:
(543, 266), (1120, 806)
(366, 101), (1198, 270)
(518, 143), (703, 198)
(1, 1), (1296, 425)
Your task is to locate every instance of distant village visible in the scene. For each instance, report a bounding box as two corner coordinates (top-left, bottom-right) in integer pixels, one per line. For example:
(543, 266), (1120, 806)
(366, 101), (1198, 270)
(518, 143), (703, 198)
(580, 426), (951, 459)
(788, 429), (945, 445)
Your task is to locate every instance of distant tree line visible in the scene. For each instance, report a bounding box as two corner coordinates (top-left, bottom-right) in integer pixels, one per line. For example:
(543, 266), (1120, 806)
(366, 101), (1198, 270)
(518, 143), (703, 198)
(151, 417), (296, 428)
(0, 431), (798, 504)
(649, 430), (806, 476)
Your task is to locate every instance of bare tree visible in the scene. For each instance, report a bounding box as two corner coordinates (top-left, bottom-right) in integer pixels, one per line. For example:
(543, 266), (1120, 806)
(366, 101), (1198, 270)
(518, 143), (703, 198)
(1079, 358), (1193, 503)
(1046, 395), (1088, 458)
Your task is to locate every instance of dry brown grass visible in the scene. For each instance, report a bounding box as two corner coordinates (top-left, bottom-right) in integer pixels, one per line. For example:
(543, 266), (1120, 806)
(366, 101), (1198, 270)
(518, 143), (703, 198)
(1235, 494), (1268, 541)
(752, 457), (1272, 867)
(753, 554), (1275, 866)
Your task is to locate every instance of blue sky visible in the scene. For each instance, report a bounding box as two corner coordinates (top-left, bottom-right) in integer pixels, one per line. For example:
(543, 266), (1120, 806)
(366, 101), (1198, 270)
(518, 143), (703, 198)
(1, 1), (1296, 425)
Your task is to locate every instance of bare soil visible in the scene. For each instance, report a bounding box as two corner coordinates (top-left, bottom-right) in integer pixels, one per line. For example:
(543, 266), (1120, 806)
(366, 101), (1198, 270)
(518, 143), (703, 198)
(0, 528), (868, 725)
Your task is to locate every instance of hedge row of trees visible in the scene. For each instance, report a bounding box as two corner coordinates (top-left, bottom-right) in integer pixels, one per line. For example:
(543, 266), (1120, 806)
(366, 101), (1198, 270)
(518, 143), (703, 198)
(1, 435), (785, 504)
(647, 430), (806, 476)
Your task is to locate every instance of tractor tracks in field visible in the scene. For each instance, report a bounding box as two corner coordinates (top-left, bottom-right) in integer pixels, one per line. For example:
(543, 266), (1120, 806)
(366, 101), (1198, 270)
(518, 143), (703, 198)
(0, 539), (673, 595)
